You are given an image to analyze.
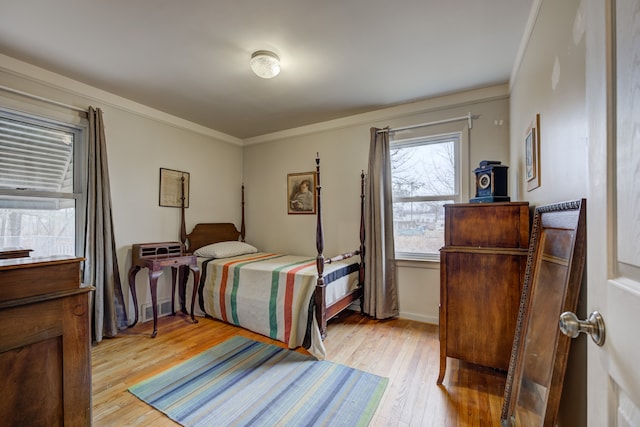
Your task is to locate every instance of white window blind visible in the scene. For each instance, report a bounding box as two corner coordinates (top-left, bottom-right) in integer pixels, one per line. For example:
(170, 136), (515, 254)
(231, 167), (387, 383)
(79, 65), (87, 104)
(0, 108), (85, 257)
(0, 115), (74, 193)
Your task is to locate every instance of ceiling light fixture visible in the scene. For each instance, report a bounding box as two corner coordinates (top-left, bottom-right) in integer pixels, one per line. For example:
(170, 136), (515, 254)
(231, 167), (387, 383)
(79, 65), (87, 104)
(250, 50), (281, 79)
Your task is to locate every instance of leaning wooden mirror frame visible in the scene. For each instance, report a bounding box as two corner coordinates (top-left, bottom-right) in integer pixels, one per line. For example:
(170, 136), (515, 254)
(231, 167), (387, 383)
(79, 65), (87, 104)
(501, 199), (587, 427)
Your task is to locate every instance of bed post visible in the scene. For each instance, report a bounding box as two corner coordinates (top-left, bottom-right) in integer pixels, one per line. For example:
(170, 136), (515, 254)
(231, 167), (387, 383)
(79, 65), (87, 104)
(359, 170), (366, 314)
(314, 153), (327, 339)
(180, 175), (187, 250)
(178, 175), (189, 312)
(241, 184), (246, 242)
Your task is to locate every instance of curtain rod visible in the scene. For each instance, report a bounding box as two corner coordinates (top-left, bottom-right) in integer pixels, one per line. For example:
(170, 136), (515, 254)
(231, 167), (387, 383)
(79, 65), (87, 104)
(0, 84), (87, 113)
(378, 112), (475, 134)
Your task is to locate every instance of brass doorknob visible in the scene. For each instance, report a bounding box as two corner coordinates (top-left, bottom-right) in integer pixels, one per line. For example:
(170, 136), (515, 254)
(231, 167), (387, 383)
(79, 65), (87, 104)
(559, 311), (606, 346)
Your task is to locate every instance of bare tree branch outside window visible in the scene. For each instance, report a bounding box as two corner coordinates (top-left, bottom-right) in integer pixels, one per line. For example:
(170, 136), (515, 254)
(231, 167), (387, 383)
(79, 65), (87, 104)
(390, 134), (460, 258)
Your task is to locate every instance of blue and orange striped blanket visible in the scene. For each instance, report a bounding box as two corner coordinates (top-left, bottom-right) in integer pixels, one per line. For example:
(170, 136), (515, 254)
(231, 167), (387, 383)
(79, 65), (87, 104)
(194, 252), (359, 359)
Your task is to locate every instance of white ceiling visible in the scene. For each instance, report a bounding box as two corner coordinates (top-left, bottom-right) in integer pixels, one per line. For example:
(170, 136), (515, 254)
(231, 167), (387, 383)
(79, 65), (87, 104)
(0, 0), (534, 139)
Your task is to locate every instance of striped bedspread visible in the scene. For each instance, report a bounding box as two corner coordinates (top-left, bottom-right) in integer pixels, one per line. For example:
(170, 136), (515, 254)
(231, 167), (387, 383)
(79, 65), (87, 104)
(195, 252), (359, 359)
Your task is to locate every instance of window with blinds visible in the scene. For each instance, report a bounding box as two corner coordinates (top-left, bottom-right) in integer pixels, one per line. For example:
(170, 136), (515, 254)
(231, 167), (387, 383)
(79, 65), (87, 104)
(0, 109), (85, 257)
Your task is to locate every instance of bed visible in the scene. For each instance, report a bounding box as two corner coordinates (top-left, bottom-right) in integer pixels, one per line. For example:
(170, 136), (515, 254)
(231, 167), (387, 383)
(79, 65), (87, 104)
(179, 155), (365, 359)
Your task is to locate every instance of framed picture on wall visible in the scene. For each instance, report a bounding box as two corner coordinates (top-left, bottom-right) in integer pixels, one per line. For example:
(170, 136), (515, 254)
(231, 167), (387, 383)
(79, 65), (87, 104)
(525, 113), (541, 191)
(159, 168), (190, 208)
(287, 171), (316, 214)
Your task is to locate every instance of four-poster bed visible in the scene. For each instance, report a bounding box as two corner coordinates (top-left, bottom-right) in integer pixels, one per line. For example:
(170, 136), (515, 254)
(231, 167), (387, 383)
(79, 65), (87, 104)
(178, 155), (365, 358)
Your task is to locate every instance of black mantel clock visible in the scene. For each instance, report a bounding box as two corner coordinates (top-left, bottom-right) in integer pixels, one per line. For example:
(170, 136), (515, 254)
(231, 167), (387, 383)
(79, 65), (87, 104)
(470, 160), (510, 203)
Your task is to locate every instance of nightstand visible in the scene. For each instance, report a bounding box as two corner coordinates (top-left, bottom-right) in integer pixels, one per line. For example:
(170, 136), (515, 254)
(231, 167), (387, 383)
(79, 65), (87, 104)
(128, 242), (200, 337)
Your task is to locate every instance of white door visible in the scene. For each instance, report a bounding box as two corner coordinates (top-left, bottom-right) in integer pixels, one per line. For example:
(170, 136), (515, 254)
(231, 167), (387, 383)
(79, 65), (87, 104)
(585, 0), (640, 425)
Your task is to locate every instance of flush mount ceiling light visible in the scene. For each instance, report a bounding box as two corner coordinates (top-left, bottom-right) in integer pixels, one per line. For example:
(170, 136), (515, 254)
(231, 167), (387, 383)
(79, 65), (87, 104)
(250, 50), (281, 79)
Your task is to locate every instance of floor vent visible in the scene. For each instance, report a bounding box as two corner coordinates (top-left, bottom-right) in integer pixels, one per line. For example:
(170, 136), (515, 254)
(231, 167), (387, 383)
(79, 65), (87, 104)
(141, 299), (173, 323)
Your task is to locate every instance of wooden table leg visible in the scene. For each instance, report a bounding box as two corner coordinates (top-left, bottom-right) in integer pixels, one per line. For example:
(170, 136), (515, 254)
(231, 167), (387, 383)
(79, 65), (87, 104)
(178, 265), (188, 314)
(188, 266), (200, 323)
(127, 265), (141, 327)
(148, 269), (163, 338)
(170, 267), (178, 316)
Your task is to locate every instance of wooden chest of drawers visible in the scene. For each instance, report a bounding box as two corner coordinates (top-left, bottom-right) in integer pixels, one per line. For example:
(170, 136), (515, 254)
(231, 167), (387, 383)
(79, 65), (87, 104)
(0, 256), (93, 426)
(438, 202), (530, 383)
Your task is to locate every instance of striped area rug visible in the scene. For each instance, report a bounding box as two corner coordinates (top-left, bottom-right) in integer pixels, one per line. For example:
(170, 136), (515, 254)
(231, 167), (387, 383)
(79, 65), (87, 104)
(129, 336), (388, 426)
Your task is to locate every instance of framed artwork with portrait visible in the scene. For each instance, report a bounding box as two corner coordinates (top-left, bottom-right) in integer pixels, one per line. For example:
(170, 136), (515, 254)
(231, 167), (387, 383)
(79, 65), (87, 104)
(287, 171), (316, 214)
(525, 113), (541, 191)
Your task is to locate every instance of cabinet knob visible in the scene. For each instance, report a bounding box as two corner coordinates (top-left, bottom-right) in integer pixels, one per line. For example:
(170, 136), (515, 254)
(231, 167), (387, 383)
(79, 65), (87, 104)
(73, 303), (87, 316)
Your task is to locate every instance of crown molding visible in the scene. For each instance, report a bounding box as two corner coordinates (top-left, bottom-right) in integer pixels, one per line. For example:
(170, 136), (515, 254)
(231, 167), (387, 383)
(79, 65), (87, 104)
(509, 0), (543, 93)
(0, 53), (242, 146)
(243, 84), (509, 145)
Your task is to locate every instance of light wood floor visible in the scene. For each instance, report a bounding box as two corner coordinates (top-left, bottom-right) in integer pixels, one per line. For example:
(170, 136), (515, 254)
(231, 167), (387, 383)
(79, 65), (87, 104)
(92, 311), (506, 426)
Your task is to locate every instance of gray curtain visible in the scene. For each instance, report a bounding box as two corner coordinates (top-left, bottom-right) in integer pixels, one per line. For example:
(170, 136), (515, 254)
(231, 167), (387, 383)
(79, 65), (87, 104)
(84, 106), (128, 342)
(363, 127), (399, 319)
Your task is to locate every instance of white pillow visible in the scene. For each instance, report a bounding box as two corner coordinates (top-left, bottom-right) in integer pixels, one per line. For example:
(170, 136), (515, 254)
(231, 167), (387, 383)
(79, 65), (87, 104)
(193, 241), (258, 258)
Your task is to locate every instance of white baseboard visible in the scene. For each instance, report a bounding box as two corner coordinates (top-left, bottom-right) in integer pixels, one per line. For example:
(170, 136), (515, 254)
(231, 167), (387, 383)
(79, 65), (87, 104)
(347, 303), (438, 325)
(398, 311), (438, 325)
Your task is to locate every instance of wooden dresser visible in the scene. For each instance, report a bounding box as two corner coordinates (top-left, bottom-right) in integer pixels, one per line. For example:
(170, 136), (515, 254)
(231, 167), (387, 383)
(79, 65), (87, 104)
(0, 256), (93, 426)
(438, 202), (530, 383)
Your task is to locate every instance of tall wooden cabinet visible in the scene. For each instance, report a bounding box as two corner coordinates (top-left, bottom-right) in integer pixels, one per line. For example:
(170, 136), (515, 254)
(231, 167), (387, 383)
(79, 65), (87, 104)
(438, 202), (530, 383)
(0, 256), (93, 426)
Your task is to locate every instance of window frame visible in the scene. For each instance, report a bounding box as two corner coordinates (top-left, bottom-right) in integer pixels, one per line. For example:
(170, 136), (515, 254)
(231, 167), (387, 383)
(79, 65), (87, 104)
(390, 130), (467, 262)
(0, 106), (88, 257)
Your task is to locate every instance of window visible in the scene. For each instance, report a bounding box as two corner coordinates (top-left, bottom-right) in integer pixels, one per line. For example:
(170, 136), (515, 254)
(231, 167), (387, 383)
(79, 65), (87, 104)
(391, 132), (462, 261)
(0, 109), (86, 257)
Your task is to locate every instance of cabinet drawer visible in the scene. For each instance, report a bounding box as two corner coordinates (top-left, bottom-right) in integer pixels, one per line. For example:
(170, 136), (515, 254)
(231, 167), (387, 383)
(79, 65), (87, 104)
(444, 202), (529, 248)
(441, 251), (526, 370)
(0, 256), (83, 302)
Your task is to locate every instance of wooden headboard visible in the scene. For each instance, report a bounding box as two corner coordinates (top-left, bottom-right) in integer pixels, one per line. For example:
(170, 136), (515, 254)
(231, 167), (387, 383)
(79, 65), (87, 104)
(185, 223), (242, 253)
(180, 183), (246, 254)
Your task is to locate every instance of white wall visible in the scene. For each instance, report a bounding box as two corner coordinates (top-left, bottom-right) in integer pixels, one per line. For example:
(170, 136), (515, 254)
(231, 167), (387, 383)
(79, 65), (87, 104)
(243, 85), (512, 324)
(508, 1), (587, 425)
(509, 1), (587, 205)
(101, 107), (243, 317)
(0, 54), (513, 326)
(0, 54), (244, 323)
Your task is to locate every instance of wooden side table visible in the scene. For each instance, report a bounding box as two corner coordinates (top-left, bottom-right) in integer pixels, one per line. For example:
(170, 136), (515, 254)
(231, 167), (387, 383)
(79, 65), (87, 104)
(128, 245), (200, 337)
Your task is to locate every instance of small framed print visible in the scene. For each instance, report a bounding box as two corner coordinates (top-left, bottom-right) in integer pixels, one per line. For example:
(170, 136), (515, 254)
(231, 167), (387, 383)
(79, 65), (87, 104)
(159, 168), (190, 208)
(525, 113), (541, 191)
(287, 171), (316, 215)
